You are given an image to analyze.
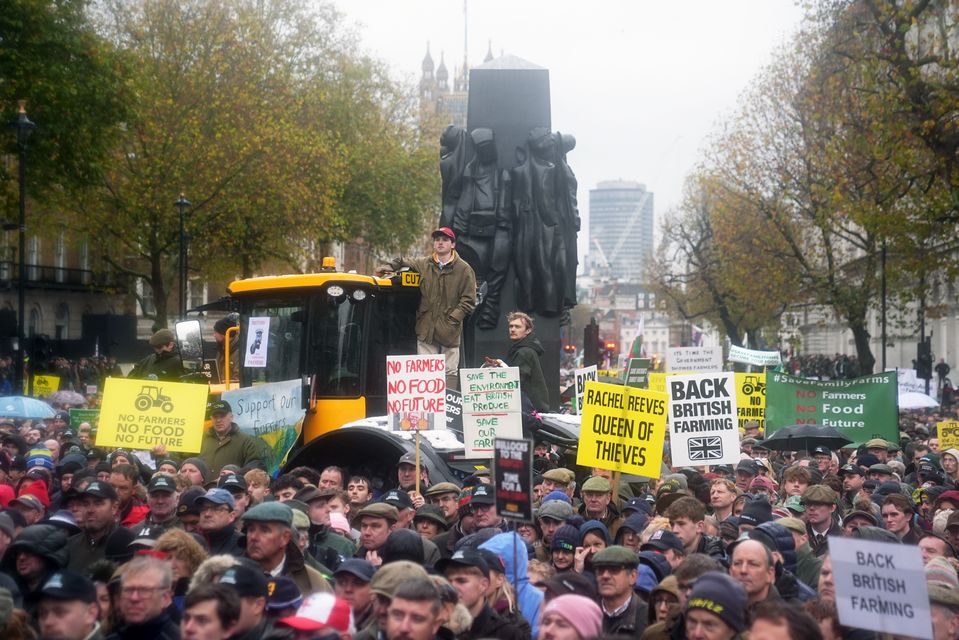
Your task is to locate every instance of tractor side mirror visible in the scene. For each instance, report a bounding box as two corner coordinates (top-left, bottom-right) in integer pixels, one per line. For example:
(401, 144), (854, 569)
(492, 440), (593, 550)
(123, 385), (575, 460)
(175, 320), (204, 373)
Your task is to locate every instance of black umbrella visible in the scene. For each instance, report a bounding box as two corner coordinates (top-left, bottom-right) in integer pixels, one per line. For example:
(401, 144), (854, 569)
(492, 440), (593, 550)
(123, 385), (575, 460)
(759, 424), (853, 452)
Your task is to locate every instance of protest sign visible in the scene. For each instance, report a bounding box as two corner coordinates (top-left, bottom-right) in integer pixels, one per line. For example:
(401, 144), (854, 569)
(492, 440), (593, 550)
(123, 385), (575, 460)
(939, 421), (959, 450)
(666, 346), (722, 372)
(727, 345), (782, 368)
(386, 355), (445, 430)
(68, 408), (100, 431)
(573, 365), (598, 414)
(461, 367), (522, 458)
(31, 374), (59, 397)
(735, 372), (766, 430)
(445, 389), (463, 432)
(85, 385), (98, 396)
(668, 372), (739, 467)
(95, 377), (207, 453)
(765, 371), (898, 446)
(576, 380), (667, 477)
(624, 358), (651, 389)
(222, 378), (305, 474)
(888, 368), (927, 395)
(829, 536), (932, 639)
(648, 372), (678, 395)
(493, 437), (533, 521)
(244, 317), (271, 368)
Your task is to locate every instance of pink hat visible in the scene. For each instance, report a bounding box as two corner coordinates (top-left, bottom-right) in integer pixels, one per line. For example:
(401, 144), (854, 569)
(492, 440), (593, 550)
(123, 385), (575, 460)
(280, 593), (354, 633)
(329, 512), (351, 536)
(541, 595), (602, 639)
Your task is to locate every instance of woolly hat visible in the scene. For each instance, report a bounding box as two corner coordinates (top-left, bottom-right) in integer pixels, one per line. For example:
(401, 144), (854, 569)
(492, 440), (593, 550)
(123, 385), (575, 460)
(17, 481), (50, 508)
(551, 523), (581, 552)
(686, 571), (747, 633)
(26, 448), (54, 471)
(541, 490), (572, 505)
(926, 556), (959, 589)
(181, 457), (210, 482)
(541, 595), (602, 640)
(738, 498), (773, 528)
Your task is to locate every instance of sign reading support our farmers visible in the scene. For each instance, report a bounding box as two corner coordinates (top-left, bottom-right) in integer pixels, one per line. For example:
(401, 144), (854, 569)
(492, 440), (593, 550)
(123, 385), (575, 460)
(624, 358), (651, 389)
(735, 372), (766, 430)
(493, 437), (533, 521)
(727, 345), (782, 368)
(222, 378), (306, 475)
(765, 371), (898, 446)
(574, 366), (598, 414)
(576, 380), (667, 477)
(829, 536), (932, 639)
(461, 367), (522, 458)
(669, 372), (739, 467)
(386, 355), (445, 431)
(938, 421), (959, 450)
(666, 346), (722, 372)
(95, 377), (208, 453)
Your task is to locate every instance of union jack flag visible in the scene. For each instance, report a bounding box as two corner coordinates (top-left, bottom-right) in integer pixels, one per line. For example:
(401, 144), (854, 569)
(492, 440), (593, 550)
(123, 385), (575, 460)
(688, 436), (723, 461)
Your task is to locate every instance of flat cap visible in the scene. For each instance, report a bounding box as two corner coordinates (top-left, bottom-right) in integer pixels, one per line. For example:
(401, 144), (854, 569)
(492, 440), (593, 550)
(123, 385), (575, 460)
(425, 482), (461, 497)
(864, 438), (891, 450)
(592, 545), (639, 567)
(413, 505), (448, 529)
(802, 484), (838, 505)
(581, 476), (611, 493)
(842, 510), (878, 527)
(537, 500), (574, 522)
(869, 463), (894, 475)
(149, 328), (175, 347)
(370, 560), (428, 597)
(242, 502), (293, 526)
(775, 517), (807, 535)
(356, 502), (399, 523)
(542, 468), (573, 485)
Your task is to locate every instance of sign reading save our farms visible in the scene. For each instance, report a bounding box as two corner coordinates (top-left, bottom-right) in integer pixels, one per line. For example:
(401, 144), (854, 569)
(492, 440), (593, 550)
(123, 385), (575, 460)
(461, 367), (522, 458)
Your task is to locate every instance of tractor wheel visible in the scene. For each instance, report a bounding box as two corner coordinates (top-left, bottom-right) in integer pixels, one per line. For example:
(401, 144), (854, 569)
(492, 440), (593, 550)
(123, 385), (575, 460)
(134, 396), (152, 411)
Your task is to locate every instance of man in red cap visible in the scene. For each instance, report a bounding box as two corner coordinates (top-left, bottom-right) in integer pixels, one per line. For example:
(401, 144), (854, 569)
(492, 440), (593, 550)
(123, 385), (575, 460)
(378, 228), (476, 391)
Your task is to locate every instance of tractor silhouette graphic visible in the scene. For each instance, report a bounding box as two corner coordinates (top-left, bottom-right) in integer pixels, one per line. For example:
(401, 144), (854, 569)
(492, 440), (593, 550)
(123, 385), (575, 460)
(135, 386), (174, 413)
(741, 375), (766, 395)
(250, 329), (263, 354)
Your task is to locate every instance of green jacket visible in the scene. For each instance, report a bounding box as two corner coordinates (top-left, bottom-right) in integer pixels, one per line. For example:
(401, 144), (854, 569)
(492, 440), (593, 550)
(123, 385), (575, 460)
(200, 424), (268, 475)
(508, 334), (549, 411)
(128, 349), (185, 381)
(795, 542), (823, 591)
(392, 251), (476, 348)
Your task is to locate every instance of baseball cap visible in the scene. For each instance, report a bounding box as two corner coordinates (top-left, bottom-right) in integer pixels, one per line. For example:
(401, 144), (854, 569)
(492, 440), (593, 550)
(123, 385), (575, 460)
(470, 484), (495, 505)
(177, 486), (205, 517)
(437, 549), (490, 577)
(280, 593), (355, 634)
(219, 564), (268, 598)
(432, 227), (456, 241)
(266, 576), (303, 611)
(39, 571), (96, 603)
(11, 494), (44, 512)
(53, 411), (70, 423)
(839, 464), (864, 477)
(209, 400), (232, 415)
(197, 488), (236, 510)
(736, 460), (759, 476)
(82, 481), (118, 501)
(218, 473), (248, 493)
(381, 489), (414, 510)
(333, 559), (375, 583)
(147, 475), (177, 493)
(640, 530), (684, 555)
(783, 495), (806, 513)
(537, 571), (598, 600)
(397, 452), (417, 466)
(812, 446), (831, 456)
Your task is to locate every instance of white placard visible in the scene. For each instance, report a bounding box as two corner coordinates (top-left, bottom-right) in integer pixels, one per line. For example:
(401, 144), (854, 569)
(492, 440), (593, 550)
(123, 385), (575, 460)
(666, 346), (722, 372)
(727, 345), (782, 367)
(574, 365), (598, 415)
(829, 536), (932, 639)
(461, 367), (523, 458)
(887, 368), (928, 395)
(668, 372), (739, 467)
(386, 355), (445, 431)
(244, 317), (271, 368)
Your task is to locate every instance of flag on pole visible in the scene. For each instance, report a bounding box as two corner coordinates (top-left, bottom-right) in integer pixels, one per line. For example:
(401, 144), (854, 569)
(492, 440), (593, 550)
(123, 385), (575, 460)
(629, 316), (645, 358)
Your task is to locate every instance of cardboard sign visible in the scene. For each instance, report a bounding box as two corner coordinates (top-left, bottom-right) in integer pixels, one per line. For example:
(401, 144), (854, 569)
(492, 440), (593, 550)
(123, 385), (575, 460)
(386, 355), (445, 431)
(624, 358), (651, 389)
(938, 421), (959, 450)
(669, 372), (740, 467)
(95, 377), (207, 453)
(829, 536), (932, 639)
(574, 365), (598, 415)
(445, 389), (463, 432)
(244, 317), (271, 368)
(727, 345), (782, 368)
(735, 372), (766, 430)
(31, 375), (60, 397)
(888, 368), (928, 395)
(222, 379), (306, 475)
(494, 437), (533, 521)
(576, 380), (667, 477)
(666, 346), (722, 372)
(461, 367), (522, 458)
(765, 371), (898, 447)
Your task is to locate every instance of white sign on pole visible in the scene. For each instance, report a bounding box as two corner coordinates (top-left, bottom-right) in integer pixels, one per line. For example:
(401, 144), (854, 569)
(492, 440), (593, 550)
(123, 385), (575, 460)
(574, 365), (598, 415)
(828, 536), (932, 640)
(727, 345), (782, 368)
(244, 317), (271, 368)
(666, 346), (722, 372)
(887, 368), (927, 395)
(461, 367), (522, 458)
(386, 355), (445, 431)
(668, 372), (739, 467)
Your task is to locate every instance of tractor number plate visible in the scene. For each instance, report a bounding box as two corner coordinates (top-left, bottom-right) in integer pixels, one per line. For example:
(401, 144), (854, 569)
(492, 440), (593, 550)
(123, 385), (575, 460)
(402, 272), (420, 287)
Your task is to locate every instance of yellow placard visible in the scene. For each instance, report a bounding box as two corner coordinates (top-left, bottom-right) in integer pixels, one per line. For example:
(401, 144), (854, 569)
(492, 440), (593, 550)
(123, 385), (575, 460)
(648, 372), (680, 395)
(735, 372), (766, 430)
(576, 380), (668, 477)
(938, 421), (959, 450)
(95, 377), (209, 453)
(30, 375), (60, 397)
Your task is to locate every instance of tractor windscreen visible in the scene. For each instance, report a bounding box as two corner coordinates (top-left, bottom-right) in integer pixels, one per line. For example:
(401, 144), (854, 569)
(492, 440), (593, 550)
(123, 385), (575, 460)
(308, 284), (370, 398)
(239, 300), (305, 385)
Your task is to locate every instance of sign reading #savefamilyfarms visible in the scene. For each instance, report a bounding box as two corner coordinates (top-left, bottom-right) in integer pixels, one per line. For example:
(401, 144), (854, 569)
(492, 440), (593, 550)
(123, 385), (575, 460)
(765, 371), (898, 446)
(576, 380), (667, 478)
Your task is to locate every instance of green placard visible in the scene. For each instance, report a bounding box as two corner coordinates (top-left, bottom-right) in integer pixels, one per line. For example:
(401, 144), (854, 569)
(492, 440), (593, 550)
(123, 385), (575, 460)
(68, 408), (100, 431)
(765, 371), (898, 446)
(625, 358), (651, 389)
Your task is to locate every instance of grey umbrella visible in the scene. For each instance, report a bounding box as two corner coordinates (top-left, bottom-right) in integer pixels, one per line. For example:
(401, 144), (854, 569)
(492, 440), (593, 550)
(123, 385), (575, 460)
(760, 424), (853, 452)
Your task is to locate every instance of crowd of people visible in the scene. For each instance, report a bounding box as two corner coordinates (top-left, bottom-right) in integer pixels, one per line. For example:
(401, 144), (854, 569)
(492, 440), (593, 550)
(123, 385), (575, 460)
(0, 392), (953, 640)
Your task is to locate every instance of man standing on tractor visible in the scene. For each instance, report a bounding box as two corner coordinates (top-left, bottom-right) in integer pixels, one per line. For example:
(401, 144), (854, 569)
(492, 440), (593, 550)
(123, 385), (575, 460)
(128, 328), (186, 381)
(200, 400), (269, 476)
(378, 227), (476, 391)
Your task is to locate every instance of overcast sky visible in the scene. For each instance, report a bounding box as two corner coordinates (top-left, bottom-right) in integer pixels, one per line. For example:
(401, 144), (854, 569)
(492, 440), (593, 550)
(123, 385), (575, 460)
(332, 0), (806, 260)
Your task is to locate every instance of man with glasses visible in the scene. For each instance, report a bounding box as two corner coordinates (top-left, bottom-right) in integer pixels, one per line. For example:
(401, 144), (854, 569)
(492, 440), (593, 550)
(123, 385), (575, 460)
(111, 555), (180, 639)
(197, 488), (243, 556)
(591, 545), (648, 637)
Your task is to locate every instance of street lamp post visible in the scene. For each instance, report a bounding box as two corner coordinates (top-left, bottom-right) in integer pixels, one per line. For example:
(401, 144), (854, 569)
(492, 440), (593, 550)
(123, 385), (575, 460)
(10, 102), (34, 394)
(175, 194), (190, 320)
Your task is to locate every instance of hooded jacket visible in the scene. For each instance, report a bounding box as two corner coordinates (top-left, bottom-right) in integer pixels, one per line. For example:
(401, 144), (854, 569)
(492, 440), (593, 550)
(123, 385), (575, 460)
(1, 524), (68, 613)
(508, 334), (549, 412)
(480, 532), (543, 638)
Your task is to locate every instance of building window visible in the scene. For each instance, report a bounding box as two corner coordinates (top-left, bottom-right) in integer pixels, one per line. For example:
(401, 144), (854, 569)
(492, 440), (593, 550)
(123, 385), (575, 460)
(55, 303), (69, 340)
(55, 228), (66, 283)
(28, 305), (41, 337)
(138, 279), (156, 316)
(27, 237), (39, 280)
